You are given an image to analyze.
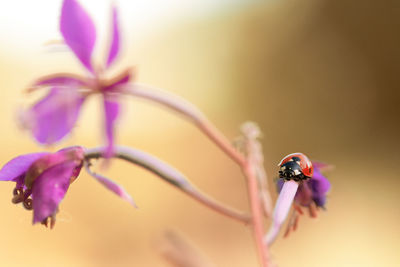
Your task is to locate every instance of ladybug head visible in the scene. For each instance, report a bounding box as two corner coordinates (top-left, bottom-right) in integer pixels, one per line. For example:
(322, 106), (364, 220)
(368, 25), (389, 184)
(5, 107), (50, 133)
(279, 159), (306, 181)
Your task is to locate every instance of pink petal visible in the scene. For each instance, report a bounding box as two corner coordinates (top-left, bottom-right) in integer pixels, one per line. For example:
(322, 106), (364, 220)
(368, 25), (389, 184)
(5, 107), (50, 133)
(0, 153), (49, 181)
(88, 170), (137, 207)
(265, 180), (299, 245)
(106, 6), (120, 68)
(26, 87), (85, 145)
(273, 180), (299, 226)
(312, 161), (334, 172)
(34, 74), (87, 87)
(103, 96), (120, 157)
(60, 0), (96, 72)
(32, 161), (76, 224)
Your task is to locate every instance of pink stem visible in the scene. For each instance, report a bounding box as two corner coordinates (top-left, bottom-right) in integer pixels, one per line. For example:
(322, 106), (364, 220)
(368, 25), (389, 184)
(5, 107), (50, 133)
(126, 84), (270, 266)
(244, 164), (270, 267)
(127, 84), (246, 166)
(84, 146), (250, 224)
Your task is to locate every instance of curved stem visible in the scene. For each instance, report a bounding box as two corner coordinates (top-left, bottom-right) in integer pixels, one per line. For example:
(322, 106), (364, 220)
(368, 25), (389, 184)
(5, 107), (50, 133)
(124, 83), (270, 266)
(126, 84), (246, 166)
(84, 146), (250, 224)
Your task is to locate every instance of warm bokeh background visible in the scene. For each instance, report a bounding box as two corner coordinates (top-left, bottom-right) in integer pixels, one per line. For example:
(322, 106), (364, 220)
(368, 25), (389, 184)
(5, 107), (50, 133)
(0, 0), (399, 266)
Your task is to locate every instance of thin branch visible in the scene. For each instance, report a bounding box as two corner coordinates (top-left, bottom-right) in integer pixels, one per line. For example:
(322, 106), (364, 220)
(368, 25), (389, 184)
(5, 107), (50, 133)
(126, 84), (246, 166)
(124, 84), (270, 266)
(84, 146), (250, 224)
(243, 164), (270, 267)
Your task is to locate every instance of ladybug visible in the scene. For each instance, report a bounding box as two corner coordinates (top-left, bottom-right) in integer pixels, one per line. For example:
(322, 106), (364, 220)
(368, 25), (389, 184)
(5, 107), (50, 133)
(278, 153), (313, 181)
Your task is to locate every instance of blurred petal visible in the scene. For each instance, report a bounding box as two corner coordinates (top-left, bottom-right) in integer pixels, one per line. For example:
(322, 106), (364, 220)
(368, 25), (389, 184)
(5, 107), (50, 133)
(312, 169), (331, 193)
(25, 147), (85, 188)
(32, 161), (75, 223)
(312, 161), (334, 172)
(85, 164), (137, 207)
(106, 6), (120, 68)
(265, 180), (299, 245)
(295, 182), (313, 206)
(60, 0), (96, 72)
(310, 171), (331, 207)
(273, 180), (299, 226)
(103, 97), (120, 157)
(26, 87), (85, 145)
(0, 153), (48, 181)
(34, 74), (87, 88)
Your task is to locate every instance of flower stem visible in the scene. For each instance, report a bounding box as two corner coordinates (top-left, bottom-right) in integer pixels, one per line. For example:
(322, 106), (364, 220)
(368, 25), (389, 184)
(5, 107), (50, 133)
(244, 164), (270, 267)
(126, 84), (246, 166)
(84, 146), (250, 224)
(125, 84), (270, 266)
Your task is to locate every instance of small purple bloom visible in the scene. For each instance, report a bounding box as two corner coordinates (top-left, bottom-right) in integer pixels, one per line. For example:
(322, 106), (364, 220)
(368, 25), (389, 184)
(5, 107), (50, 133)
(22, 0), (133, 156)
(0, 146), (135, 228)
(277, 161), (331, 216)
(266, 161), (332, 243)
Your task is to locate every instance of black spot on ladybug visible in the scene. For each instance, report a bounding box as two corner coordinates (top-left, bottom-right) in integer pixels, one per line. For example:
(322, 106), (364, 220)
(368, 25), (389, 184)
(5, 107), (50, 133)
(291, 157), (301, 163)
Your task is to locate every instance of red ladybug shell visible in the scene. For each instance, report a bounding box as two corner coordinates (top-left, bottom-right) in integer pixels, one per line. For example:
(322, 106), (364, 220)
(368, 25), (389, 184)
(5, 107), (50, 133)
(278, 153), (314, 177)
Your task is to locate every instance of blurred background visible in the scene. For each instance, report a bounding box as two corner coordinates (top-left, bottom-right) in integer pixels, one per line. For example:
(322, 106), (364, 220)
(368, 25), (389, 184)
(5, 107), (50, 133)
(0, 0), (399, 266)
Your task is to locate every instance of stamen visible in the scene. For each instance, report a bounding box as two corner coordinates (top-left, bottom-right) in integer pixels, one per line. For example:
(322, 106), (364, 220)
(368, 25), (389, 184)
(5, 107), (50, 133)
(41, 215), (56, 229)
(23, 198), (33, 210)
(11, 188), (24, 204)
(49, 215), (56, 229)
(41, 217), (49, 228)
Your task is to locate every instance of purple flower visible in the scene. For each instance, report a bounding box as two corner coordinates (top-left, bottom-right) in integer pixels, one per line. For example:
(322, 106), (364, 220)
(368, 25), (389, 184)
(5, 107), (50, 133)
(21, 0), (133, 157)
(265, 161), (332, 244)
(0, 146), (135, 228)
(277, 161), (331, 217)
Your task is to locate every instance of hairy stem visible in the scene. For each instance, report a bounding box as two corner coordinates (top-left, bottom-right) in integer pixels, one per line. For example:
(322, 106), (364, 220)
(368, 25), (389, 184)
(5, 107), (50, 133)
(84, 146), (250, 224)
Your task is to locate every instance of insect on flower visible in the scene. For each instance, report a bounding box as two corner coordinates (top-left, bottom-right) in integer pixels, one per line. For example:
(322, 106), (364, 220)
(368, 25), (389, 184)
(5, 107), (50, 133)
(0, 147), (135, 228)
(265, 153), (331, 244)
(21, 0), (133, 157)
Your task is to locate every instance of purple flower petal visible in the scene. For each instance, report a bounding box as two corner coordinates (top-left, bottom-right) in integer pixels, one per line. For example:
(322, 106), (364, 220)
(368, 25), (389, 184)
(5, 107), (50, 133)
(295, 182), (313, 206)
(103, 96), (120, 157)
(34, 74), (87, 87)
(88, 170), (137, 207)
(106, 6), (120, 68)
(26, 87), (85, 145)
(312, 169), (331, 193)
(310, 169), (331, 207)
(312, 161), (334, 172)
(60, 0), (96, 72)
(0, 153), (49, 181)
(32, 161), (76, 224)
